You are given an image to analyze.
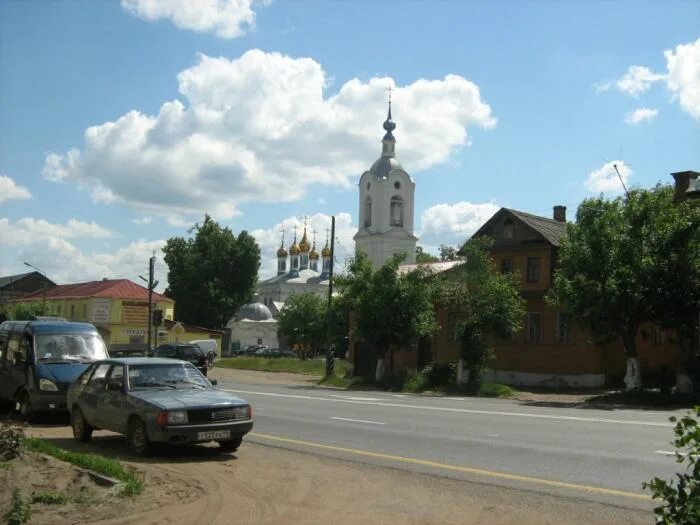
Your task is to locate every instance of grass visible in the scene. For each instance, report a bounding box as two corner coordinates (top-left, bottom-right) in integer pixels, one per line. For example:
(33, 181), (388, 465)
(586, 389), (699, 408)
(24, 438), (144, 497)
(31, 491), (69, 505)
(0, 460), (11, 470)
(218, 356), (348, 377)
(478, 382), (516, 398)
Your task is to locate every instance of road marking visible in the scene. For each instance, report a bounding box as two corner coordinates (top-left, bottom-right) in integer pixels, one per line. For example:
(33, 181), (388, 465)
(487, 433), (499, 438)
(250, 432), (651, 501)
(331, 417), (387, 426)
(223, 388), (673, 428)
(329, 395), (382, 401)
(655, 450), (687, 457)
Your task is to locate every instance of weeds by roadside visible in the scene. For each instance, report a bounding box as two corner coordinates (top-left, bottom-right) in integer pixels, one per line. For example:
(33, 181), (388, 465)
(23, 438), (144, 496)
(218, 357), (347, 376)
(31, 491), (69, 505)
(4, 488), (31, 525)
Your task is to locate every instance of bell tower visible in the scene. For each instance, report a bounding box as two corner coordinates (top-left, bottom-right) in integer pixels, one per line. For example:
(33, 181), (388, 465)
(353, 98), (417, 268)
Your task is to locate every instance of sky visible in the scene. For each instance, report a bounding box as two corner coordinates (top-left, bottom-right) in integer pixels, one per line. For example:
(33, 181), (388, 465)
(1, 0), (699, 289)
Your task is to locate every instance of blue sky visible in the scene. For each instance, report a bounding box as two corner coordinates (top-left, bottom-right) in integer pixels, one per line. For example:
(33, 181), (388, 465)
(1, 0), (699, 286)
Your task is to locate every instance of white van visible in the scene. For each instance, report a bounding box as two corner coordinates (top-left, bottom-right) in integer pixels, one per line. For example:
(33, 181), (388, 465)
(190, 339), (219, 367)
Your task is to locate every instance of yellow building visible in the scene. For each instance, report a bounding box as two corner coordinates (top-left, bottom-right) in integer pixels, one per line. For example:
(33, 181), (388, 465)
(12, 279), (177, 352)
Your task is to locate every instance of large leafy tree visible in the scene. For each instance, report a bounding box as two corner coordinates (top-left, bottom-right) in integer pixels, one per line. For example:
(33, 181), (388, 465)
(278, 293), (327, 359)
(441, 237), (524, 391)
(336, 251), (439, 379)
(11, 303), (49, 320)
(548, 184), (699, 390)
(163, 215), (260, 328)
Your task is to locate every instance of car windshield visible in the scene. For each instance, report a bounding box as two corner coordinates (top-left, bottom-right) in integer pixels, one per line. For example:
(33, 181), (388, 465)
(153, 345), (199, 358)
(35, 333), (108, 362)
(128, 363), (210, 390)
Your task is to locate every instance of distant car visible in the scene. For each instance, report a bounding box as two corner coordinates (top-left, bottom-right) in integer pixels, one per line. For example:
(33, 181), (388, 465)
(253, 348), (283, 358)
(152, 343), (208, 376)
(110, 348), (149, 358)
(234, 345), (266, 356)
(67, 358), (253, 456)
(280, 349), (297, 358)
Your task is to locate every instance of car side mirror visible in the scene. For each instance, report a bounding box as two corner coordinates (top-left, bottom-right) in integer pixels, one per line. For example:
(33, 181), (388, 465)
(210, 379), (218, 386)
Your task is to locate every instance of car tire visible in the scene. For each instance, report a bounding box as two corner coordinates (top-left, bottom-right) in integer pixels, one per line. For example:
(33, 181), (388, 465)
(127, 418), (151, 457)
(71, 407), (93, 443)
(218, 436), (243, 453)
(15, 391), (35, 422)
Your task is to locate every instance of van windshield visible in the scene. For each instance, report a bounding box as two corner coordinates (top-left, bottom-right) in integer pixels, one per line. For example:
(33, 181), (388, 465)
(35, 334), (108, 362)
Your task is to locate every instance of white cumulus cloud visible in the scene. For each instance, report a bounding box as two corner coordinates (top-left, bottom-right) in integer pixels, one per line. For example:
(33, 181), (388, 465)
(250, 212), (356, 280)
(132, 216), (153, 224)
(42, 50), (496, 223)
(0, 175), (31, 203)
(0, 217), (114, 243)
(665, 37), (700, 120)
(584, 160), (631, 193)
(419, 201), (501, 251)
(121, 0), (263, 39)
(624, 107), (658, 125)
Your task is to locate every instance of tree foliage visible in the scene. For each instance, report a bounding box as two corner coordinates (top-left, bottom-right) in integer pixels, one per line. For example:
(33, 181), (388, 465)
(439, 244), (459, 261)
(415, 246), (439, 263)
(11, 303), (49, 320)
(163, 215), (260, 328)
(643, 407), (700, 524)
(548, 185), (700, 387)
(278, 293), (327, 359)
(439, 237), (524, 390)
(336, 251), (439, 374)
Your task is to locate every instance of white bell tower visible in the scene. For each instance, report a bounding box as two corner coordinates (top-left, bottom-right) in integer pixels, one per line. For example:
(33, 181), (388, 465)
(353, 99), (417, 268)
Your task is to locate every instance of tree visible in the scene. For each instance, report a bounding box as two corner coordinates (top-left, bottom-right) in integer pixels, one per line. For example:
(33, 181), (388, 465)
(643, 186), (700, 392)
(12, 303), (49, 320)
(415, 246), (439, 263)
(277, 293), (327, 359)
(163, 215), (260, 329)
(440, 237), (524, 391)
(643, 407), (700, 524)
(439, 244), (459, 261)
(336, 251), (439, 381)
(548, 185), (698, 390)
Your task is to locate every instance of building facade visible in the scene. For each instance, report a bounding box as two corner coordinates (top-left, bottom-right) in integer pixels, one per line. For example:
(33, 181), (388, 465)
(11, 279), (175, 353)
(353, 103), (417, 268)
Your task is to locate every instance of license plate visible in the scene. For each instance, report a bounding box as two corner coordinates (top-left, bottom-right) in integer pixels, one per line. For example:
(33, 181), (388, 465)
(197, 430), (231, 441)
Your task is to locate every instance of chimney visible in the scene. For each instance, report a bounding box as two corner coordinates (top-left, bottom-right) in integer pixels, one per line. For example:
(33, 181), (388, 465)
(671, 170), (700, 202)
(553, 205), (566, 223)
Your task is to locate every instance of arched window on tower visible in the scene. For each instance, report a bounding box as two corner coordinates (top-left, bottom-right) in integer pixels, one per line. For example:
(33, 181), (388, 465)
(390, 196), (404, 227)
(364, 197), (372, 228)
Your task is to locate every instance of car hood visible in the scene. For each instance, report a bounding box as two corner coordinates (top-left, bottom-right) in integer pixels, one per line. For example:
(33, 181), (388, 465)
(128, 388), (248, 410)
(35, 362), (89, 385)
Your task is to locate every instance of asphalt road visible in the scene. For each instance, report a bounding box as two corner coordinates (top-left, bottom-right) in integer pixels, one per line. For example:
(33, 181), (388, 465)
(217, 375), (686, 510)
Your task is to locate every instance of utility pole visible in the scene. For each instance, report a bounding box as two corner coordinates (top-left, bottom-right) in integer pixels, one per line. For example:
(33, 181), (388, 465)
(325, 216), (336, 377)
(140, 253), (158, 352)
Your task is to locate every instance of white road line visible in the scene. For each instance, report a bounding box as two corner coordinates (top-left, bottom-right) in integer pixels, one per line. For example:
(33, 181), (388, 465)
(329, 395), (382, 401)
(331, 417), (387, 426)
(655, 450), (687, 457)
(222, 388), (673, 428)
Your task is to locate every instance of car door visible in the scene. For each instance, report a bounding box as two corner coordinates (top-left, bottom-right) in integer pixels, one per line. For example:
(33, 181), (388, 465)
(97, 364), (127, 433)
(80, 363), (111, 427)
(3, 334), (29, 403)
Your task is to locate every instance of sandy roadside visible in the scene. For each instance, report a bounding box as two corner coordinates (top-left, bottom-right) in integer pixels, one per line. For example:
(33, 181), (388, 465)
(22, 423), (651, 525)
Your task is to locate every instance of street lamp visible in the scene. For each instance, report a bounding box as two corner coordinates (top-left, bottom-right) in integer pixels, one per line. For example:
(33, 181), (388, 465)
(23, 261), (49, 311)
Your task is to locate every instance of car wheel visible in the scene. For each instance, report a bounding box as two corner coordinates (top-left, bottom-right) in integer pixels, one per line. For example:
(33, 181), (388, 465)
(218, 436), (243, 453)
(71, 407), (93, 443)
(15, 391), (34, 422)
(127, 418), (151, 457)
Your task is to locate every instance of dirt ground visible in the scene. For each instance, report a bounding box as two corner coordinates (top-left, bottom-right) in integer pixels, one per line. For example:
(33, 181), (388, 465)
(14, 423), (651, 525)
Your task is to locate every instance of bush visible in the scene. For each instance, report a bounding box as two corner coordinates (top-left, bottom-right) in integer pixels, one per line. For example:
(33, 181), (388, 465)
(419, 362), (455, 389)
(643, 406), (700, 524)
(31, 491), (68, 505)
(479, 383), (515, 398)
(4, 489), (30, 525)
(0, 424), (25, 461)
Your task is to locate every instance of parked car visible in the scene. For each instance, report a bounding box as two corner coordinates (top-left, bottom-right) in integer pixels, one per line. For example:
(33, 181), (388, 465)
(110, 348), (149, 358)
(253, 348), (283, 358)
(67, 358), (253, 456)
(190, 339), (218, 368)
(0, 319), (109, 420)
(152, 343), (209, 376)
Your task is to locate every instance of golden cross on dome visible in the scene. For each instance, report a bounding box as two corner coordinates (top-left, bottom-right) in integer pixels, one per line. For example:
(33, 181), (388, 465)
(385, 85), (393, 104)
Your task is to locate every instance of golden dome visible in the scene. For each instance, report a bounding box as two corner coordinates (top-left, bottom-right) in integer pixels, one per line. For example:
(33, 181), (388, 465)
(276, 243), (288, 257)
(309, 242), (319, 260)
(289, 240), (300, 255)
(298, 228), (310, 253)
(321, 241), (331, 257)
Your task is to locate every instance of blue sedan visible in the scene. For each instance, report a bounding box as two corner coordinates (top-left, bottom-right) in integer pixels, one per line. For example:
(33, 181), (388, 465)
(67, 358), (253, 456)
